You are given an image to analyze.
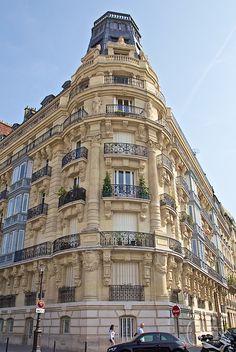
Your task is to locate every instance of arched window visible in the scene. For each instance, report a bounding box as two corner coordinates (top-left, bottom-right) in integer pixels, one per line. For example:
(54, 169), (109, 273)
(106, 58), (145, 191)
(6, 318), (14, 333)
(119, 316), (136, 341)
(0, 319), (4, 333)
(60, 316), (70, 334)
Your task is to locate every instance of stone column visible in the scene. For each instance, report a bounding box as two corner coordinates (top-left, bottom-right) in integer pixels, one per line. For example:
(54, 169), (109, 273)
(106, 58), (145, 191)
(148, 141), (161, 233)
(154, 253), (168, 300)
(82, 251), (99, 300)
(87, 135), (101, 230)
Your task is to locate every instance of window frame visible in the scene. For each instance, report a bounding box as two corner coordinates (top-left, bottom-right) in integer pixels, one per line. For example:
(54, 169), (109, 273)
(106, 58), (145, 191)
(60, 316), (71, 334)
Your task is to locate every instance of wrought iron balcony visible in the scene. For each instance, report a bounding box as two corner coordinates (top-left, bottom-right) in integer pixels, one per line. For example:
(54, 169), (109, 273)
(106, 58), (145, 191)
(14, 241), (52, 263)
(0, 295), (16, 308)
(160, 193), (176, 210)
(183, 248), (202, 267)
(3, 212), (27, 229)
(69, 79), (89, 99)
(157, 154), (173, 173)
(63, 108), (88, 129)
(25, 292), (37, 306)
(27, 203), (48, 220)
(104, 75), (145, 88)
(0, 252), (14, 266)
(102, 184), (150, 200)
(58, 287), (76, 303)
(109, 285), (144, 301)
(106, 104), (144, 116)
(205, 236), (217, 254)
(100, 231), (154, 247)
(104, 143), (148, 158)
(62, 147), (88, 167)
(200, 208), (213, 227)
(0, 189), (8, 201)
(9, 177), (31, 193)
(168, 238), (182, 254)
(53, 233), (80, 253)
(58, 187), (86, 208)
(32, 165), (52, 183)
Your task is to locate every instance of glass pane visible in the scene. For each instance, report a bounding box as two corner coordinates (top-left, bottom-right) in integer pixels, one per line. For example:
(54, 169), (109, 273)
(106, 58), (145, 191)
(119, 171), (124, 185)
(19, 163), (26, 179)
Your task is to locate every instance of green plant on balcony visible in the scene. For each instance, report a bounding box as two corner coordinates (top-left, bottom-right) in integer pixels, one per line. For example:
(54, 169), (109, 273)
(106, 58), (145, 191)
(57, 186), (66, 198)
(102, 172), (112, 197)
(227, 275), (236, 287)
(138, 176), (149, 199)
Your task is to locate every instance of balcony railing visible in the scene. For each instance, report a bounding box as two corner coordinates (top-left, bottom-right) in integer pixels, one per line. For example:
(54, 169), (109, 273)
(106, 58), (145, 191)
(58, 287), (76, 303)
(100, 231), (154, 247)
(0, 295), (16, 308)
(53, 233), (80, 253)
(205, 236), (217, 253)
(104, 143), (148, 157)
(183, 248), (202, 267)
(106, 104), (144, 117)
(9, 177), (31, 193)
(168, 238), (182, 254)
(102, 184), (150, 200)
(62, 147), (88, 167)
(58, 187), (86, 208)
(25, 292), (37, 306)
(0, 189), (8, 201)
(69, 80), (89, 99)
(160, 193), (176, 210)
(157, 154), (173, 173)
(14, 241), (52, 263)
(27, 203), (48, 220)
(109, 285), (144, 301)
(104, 76), (145, 88)
(0, 252), (15, 266)
(200, 208), (213, 227)
(193, 223), (205, 239)
(32, 165), (52, 183)
(63, 108), (88, 129)
(3, 212), (27, 229)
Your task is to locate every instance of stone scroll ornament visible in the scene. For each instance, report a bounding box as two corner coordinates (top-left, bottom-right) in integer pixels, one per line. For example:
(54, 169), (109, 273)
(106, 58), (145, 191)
(82, 251), (100, 271)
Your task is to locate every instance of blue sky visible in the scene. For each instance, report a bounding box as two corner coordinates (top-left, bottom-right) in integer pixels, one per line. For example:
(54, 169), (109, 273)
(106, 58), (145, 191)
(0, 0), (236, 217)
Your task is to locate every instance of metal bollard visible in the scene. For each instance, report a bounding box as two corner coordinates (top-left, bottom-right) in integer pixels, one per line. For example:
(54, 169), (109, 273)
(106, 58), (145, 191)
(53, 340), (56, 352)
(5, 337), (9, 352)
(84, 341), (87, 352)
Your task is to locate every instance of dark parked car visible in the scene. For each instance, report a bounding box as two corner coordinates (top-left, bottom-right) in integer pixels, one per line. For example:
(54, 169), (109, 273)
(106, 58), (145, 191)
(225, 329), (236, 347)
(107, 332), (188, 352)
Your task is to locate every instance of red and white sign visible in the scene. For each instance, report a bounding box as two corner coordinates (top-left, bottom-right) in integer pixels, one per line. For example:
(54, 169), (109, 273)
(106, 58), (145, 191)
(37, 300), (45, 309)
(172, 305), (181, 317)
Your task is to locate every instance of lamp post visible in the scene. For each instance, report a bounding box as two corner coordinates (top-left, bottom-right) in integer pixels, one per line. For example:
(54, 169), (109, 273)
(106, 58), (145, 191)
(32, 264), (45, 352)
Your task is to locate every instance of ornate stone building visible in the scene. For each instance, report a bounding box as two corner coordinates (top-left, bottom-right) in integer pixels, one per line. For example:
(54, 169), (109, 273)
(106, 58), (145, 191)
(0, 11), (235, 352)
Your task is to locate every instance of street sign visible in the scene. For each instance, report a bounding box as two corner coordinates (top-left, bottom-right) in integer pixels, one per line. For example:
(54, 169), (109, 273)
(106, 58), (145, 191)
(36, 308), (45, 314)
(172, 305), (181, 317)
(37, 300), (45, 309)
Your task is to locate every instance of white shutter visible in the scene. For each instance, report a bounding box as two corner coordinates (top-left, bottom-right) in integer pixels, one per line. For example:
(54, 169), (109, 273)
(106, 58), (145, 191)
(65, 265), (73, 287)
(113, 132), (134, 143)
(112, 262), (139, 285)
(113, 213), (137, 231)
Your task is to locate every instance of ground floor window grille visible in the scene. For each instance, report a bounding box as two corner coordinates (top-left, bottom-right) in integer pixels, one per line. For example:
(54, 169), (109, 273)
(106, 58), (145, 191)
(0, 319), (3, 332)
(6, 318), (14, 333)
(120, 316), (136, 341)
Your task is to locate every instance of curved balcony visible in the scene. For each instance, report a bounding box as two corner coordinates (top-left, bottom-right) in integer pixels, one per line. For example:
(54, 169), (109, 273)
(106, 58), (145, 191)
(62, 147), (88, 168)
(160, 193), (176, 211)
(157, 154), (173, 173)
(9, 177), (31, 194)
(27, 203), (48, 220)
(100, 231), (154, 247)
(58, 187), (86, 208)
(63, 109), (88, 129)
(104, 75), (145, 89)
(102, 184), (150, 200)
(106, 104), (144, 117)
(53, 233), (80, 253)
(104, 143), (148, 158)
(109, 285), (144, 301)
(32, 165), (52, 183)
(14, 241), (52, 263)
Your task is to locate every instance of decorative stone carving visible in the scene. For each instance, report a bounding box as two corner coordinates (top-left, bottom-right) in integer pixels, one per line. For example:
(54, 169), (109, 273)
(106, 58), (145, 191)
(82, 251), (100, 271)
(104, 200), (112, 219)
(167, 255), (177, 290)
(137, 123), (146, 141)
(71, 253), (82, 287)
(145, 100), (153, 118)
(143, 252), (152, 286)
(104, 120), (113, 137)
(92, 94), (102, 114)
(154, 253), (167, 273)
(103, 250), (111, 286)
(140, 203), (148, 221)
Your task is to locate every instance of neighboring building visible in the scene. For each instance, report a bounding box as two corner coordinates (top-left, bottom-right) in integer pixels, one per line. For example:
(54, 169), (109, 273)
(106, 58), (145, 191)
(0, 120), (12, 140)
(0, 11), (235, 352)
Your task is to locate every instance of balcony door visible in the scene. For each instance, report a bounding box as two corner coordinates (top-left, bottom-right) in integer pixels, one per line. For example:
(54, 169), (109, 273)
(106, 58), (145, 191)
(116, 98), (132, 112)
(114, 170), (134, 196)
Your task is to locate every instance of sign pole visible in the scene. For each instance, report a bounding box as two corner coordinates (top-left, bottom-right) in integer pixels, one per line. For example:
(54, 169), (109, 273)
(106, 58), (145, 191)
(176, 316), (180, 338)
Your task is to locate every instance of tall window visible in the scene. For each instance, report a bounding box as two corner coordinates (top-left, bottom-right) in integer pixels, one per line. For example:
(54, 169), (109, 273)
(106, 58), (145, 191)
(6, 318), (14, 333)
(0, 319), (4, 333)
(112, 262), (139, 285)
(117, 98), (132, 113)
(114, 170), (134, 186)
(113, 132), (134, 144)
(60, 316), (70, 334)
(120, 316), (136, 340)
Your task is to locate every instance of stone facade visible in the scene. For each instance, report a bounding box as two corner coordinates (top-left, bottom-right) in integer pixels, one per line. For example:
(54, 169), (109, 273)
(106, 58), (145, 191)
(0, 11), (235, 352)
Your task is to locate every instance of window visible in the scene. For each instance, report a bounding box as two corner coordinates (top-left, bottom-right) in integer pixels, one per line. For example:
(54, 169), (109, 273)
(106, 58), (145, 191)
(14, 194), (22, 214)
(16, 230), (25, 250)
(120, 316), (136, 340)
(112, 262), (139, 285)
(116, 99), (132, 113)
(76, 141), (81, 149)
(6, 318), (14, 333)
(25, 317), (34, 338)
(73, 177), (80, 188)
(7, 198), (14, 217)
(19, 162), (27, 179)
(22, 194), (29, 213)
(65, 265), (74, 287)
(12, 166), (19, 184)
(113, 132), (134, 144)
(0, 319), (3, 333)
(114, 170), (134, 186)
(41, 192), (45, 205)
(60, 316), (70, 334)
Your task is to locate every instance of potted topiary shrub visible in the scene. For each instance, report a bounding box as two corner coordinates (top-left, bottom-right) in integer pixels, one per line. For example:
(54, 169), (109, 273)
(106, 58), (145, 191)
(138, 176), (149, 199)
(57, 186), (66, 198)
(102, 172), (112, 197)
